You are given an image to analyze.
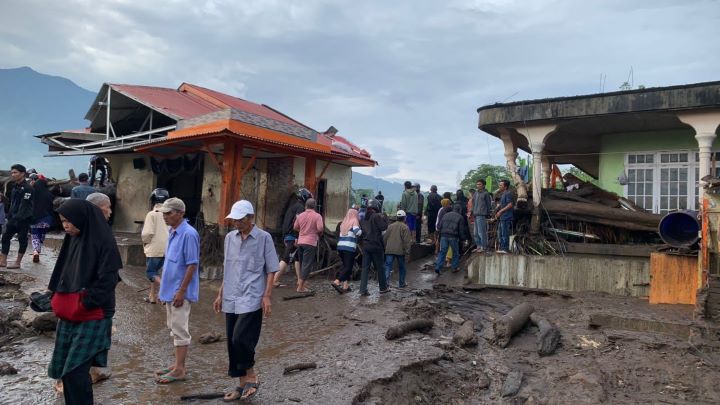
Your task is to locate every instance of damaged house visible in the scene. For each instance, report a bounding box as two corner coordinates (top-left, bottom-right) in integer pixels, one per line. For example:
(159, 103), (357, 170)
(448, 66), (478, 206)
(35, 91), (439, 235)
(474, 81), (720, 306)
(37, 83), (375, 272)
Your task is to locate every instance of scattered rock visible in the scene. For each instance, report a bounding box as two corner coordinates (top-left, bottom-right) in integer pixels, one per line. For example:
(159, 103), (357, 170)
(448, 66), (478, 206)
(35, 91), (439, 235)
(31, 312), (58, 332)
(453, 320), (479, 347)
(0, 361), (17, 375)
(502, 371), (523, 397)
(198, 331), (223, 344)
(445, 313), (465, 324)
(478, 371), (491, 389)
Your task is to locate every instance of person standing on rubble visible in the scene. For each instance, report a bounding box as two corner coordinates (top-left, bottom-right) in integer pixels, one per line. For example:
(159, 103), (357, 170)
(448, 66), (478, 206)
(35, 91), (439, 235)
(0, 164), (33, 269)
(383, 210), (412, 288)
(374, 190), (385, 213)
(398, 181), (418, 233)
(494, 179), (514, 254)
(294, 198), (324, 293)
(155, 197), (200, 384)
(435, 204), (469, 275)
(425, 185), (441, 242)
(141, 188), (169, 304)
(274, 188), (311, 289)
(359, 199), (389, 296)
(214, 200), (277, 401)
(414, 183), (424, 243)
(471, 179), (493, 253)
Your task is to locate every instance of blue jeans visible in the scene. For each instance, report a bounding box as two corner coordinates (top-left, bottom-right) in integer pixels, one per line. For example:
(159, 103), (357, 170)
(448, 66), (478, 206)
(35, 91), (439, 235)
(406, 213), (416, 232)
(360, 249), (387, 293)
(473, 216), (488, 249)
(435, 236), (459, 273)
(384, 254), (407, 287)
(498, 220), (513, 251)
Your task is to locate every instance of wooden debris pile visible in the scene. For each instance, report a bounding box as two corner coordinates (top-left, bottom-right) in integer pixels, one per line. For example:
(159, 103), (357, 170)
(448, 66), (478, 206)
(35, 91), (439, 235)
(539, 173), (663, 235)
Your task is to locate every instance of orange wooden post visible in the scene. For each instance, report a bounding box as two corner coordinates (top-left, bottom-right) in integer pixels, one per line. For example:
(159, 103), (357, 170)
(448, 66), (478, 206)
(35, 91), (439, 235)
(305, 156), (317, 195)
(220, 140), (238, 224)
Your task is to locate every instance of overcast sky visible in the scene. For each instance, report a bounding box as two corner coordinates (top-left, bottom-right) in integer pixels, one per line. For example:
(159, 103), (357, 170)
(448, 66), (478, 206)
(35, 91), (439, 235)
(1, 0), (719, 190)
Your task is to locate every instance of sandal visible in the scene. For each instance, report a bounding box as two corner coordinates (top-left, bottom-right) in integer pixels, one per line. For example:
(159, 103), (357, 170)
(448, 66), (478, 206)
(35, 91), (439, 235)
(223, 386), (244, 402)
(143, 297), (157, 304)
(6, 263), (20, 269)
(154, 367), (174, 377)
(240, 381), (259, 400)
(331, 283), (344, 294)
(155, 374), (186, 384)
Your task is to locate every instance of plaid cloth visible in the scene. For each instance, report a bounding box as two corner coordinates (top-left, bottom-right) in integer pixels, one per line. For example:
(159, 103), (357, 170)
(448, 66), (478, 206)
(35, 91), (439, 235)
(48, 318), (112, 379)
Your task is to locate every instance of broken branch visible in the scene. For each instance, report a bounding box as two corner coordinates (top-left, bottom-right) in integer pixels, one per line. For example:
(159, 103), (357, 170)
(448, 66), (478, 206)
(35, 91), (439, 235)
(282, 291), (316, 301)
(492, 302), (534, 348)
(283, 362), (318, 375)
(385, 319), (434, 340)
(529, 313), (561, 356)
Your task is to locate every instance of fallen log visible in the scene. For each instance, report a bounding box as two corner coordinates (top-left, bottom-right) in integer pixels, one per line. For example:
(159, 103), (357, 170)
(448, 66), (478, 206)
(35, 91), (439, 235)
(282, 291), (316, 301)
(385, 319), (434, 340)
(552, 213), (658, 232)
(283, 362), (317, 375)
(540, 199), (662, 227)
(492, 302), (534, 348)
(452, 320), (478, 347)
(529, 313), (561, 356)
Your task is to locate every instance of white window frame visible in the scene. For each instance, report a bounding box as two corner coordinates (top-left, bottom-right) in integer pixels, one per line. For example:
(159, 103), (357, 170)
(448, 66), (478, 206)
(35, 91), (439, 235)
(624, 150), (699, 214)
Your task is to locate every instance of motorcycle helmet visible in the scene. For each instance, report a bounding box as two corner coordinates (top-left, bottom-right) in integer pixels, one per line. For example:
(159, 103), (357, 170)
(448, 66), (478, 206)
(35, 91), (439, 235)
(150, 188), (170, 205)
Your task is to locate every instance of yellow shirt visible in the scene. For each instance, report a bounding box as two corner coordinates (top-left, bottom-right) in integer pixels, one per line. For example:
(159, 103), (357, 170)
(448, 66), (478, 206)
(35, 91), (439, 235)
(141, 205), (169, 257)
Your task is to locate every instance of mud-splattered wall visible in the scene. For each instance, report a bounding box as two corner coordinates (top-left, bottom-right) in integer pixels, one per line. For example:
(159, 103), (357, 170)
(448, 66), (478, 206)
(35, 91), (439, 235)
(318, 160), (352, 231)
(112, 154), (154, 232)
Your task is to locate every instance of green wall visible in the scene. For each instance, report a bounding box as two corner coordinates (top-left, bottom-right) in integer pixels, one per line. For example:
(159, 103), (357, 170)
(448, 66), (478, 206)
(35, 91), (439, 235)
(597, 129), (720, 194)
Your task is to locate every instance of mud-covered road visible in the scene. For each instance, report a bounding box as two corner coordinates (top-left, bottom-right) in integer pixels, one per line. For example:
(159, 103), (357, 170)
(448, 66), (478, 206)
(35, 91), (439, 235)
(1, 245), (720, 404)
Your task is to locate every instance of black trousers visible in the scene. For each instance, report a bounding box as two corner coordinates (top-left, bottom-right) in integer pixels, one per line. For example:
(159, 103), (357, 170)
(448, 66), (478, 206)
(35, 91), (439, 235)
(338, 250), (355, 282)
(62, 358), (93, 405)
(1, 220), (29, 255)
(226, 309), (263, 377)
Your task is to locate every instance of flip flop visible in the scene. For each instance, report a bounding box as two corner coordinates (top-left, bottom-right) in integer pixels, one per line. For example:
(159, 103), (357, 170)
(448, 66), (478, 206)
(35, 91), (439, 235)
(143, 297), (157, 304)
(6, 263), (20, 269)
(223, 386), (244, 402)
(240, 381), (259, 400)
(331, 283), (344, 294)
(155, 374), (186, 384)
(154, 367), (173, 377)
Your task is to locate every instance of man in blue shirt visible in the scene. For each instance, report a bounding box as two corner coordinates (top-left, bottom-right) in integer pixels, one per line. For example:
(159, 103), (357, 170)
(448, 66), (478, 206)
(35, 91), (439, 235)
(494, 179), (514, 254)
(214, 200), (278, 401)
(70, 173), (96, 200)
(154, 197), (200, 384)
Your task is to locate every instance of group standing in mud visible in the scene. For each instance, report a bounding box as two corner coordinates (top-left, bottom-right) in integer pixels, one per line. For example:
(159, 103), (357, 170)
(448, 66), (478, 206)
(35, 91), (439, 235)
(2, 158), (517, 403)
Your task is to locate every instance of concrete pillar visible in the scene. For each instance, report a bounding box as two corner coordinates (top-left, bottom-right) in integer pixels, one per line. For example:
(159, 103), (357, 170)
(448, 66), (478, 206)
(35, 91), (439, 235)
(497, 128), (527, 204)
(677, 111), (720, 202)
(513, 124), (557, 206)
(541, 156), (551, 189)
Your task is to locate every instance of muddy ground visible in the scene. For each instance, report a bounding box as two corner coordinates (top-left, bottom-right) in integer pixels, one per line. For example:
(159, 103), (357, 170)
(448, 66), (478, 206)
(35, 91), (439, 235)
(1, 244), (720, 404)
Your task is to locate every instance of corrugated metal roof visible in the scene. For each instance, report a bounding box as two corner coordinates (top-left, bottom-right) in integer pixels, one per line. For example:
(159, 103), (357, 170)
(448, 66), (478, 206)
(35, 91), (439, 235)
(110, 84), (219, 119)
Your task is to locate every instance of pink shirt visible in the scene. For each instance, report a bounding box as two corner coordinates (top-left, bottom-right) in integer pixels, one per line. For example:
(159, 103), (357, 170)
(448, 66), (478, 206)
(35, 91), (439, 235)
(294, 209), (324, 246)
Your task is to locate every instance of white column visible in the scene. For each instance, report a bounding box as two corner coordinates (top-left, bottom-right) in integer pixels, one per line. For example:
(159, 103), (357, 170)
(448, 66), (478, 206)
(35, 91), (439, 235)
(498, 128), (526, 203)
(677, 111), (720, 203)
(541, 156), (551, 189)
(513, 124), (557, 206)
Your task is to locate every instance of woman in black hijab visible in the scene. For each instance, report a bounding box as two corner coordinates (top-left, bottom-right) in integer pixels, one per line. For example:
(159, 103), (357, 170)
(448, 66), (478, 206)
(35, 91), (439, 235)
(47, 199), (122, 405)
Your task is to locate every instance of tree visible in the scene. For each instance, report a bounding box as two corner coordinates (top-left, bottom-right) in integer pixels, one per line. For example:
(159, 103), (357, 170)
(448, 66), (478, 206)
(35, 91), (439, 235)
(459, 164), (510, 193)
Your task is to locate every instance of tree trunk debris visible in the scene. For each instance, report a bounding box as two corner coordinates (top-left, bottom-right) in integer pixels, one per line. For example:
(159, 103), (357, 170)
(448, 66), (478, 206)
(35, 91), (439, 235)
(385, 319), (434, 340)
(283, 362), (318, 375)
(492, 302), (534, 348)
(452, 320), (478, 347)
(529, 313), (561, 356)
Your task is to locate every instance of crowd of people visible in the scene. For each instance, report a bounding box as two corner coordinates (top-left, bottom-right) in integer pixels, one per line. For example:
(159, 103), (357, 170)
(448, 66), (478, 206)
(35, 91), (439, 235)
(1, 160), (517, 403)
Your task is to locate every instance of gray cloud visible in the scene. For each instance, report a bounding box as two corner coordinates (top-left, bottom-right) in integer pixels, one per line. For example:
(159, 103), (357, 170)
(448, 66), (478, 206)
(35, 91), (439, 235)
(1, 0), (719, 190)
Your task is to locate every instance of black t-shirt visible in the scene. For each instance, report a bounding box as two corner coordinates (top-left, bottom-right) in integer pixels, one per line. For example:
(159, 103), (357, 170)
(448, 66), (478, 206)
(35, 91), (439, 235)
(282, 201), (305, 236)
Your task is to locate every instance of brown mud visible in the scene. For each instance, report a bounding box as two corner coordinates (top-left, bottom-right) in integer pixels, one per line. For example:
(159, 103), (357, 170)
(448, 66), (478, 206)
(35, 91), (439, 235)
(0, 245), (719, 404)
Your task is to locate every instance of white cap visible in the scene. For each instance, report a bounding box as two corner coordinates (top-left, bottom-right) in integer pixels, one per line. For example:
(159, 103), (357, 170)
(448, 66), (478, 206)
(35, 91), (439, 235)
(396, 210), (406, 217)
(226, 200), (254, 220)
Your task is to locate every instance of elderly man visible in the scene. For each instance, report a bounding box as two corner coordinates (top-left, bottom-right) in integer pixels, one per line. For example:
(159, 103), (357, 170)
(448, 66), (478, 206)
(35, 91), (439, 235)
(155, 197), (200, 384)
(214, 200), (277, 401)
(86, 193), (112, 220)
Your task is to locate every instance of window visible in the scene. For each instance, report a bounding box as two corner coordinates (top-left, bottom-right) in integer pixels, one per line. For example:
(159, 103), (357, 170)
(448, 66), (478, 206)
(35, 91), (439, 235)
(625, 151), (700, 214)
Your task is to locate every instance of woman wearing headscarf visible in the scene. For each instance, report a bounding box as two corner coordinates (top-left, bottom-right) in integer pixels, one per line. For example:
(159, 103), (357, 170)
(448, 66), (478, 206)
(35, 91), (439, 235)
(332, 208), (362, 293)
(47, 199), (122, 405)
(30, 176), (55, 263)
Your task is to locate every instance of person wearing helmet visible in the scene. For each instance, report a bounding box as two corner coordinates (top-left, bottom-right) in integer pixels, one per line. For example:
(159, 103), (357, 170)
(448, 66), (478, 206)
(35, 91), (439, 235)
(359, 199), (389, 295)
(383, 210), (412, 288)
(141, 188), (170, 303)
(274, 188), (312, 289)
